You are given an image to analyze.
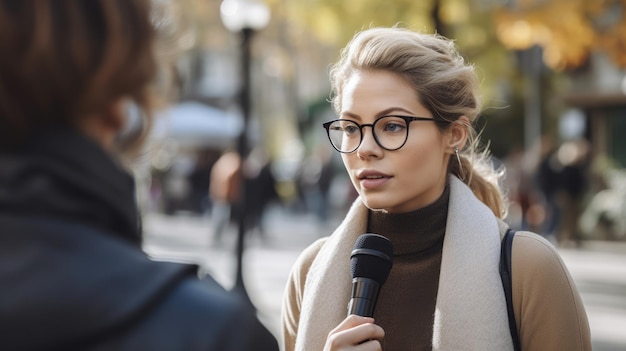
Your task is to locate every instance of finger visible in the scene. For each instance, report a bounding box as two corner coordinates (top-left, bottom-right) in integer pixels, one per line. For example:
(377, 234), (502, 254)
(331, 315), (374, 333)
(326, 319), (384, 350)
(356, 338), (383, 351)
(350, 322), (384, 343)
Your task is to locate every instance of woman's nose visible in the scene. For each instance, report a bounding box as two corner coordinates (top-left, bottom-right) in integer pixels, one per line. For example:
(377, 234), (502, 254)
(356, 127), (382, 159)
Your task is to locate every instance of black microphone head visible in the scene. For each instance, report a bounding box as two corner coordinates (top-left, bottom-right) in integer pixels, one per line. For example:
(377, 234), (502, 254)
(350, 233), (393, 285)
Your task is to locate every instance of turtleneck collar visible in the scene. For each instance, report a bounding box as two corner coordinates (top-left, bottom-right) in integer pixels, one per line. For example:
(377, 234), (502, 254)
(367, 185), (450, 255)
(0, 128), (141, 245)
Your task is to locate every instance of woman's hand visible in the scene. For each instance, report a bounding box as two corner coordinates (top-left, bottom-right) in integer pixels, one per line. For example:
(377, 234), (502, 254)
(323, 315), (385, 351)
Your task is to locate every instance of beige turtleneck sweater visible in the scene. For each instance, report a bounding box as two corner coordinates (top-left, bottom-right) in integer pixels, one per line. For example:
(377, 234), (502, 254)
(367, 186), (449, 350)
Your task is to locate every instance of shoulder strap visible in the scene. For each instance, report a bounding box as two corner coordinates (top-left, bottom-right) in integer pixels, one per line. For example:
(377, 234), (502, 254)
(500, 228), (521, 351)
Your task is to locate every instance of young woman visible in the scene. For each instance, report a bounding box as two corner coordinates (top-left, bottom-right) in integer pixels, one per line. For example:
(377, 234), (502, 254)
(281, 27), (591, 351)
(0, 2), (278, 350)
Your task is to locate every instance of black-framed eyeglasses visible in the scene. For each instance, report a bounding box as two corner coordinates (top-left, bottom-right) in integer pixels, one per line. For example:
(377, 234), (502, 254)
(322, 115), (450, 153)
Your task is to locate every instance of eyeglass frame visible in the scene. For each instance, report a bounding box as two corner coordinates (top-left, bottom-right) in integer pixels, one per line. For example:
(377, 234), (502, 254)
(322, 115), (451, 154)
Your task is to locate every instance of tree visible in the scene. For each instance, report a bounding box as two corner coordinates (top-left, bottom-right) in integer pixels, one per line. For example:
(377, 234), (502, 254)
(493, 0), (626, 71)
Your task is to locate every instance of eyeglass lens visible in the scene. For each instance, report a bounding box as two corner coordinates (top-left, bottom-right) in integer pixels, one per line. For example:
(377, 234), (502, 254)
(326, 116), (410, 153)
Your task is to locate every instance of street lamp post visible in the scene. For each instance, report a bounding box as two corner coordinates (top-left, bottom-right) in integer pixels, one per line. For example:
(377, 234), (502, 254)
(220, 0), (270, 306)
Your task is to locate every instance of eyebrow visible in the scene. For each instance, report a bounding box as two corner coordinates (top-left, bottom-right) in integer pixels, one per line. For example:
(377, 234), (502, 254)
(340, 107), (416, 120)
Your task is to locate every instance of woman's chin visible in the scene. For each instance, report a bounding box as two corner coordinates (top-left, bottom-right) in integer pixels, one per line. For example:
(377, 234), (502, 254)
(361, 197), (392, 213)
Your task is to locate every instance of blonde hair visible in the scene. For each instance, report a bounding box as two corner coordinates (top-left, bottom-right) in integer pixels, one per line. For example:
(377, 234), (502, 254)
(330, 27), (506, 218)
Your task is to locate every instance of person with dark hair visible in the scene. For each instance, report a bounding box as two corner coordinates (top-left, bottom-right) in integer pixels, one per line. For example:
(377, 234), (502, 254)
(281, 27), (590, 351)
(0, 2), (278, 350)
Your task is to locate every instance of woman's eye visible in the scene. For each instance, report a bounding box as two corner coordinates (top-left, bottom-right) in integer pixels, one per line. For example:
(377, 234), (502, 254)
(338, 125), (356, 136)
(383, 122), (405, 132)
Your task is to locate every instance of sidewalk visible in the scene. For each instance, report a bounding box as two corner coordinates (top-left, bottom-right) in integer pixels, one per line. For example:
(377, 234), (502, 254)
(142, 207), (329, 338)
(558, 244), (626, 350)
(142, 208), (626, 350)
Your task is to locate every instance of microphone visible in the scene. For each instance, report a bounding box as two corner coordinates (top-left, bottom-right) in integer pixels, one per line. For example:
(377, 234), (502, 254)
(348, 233), (393, 317)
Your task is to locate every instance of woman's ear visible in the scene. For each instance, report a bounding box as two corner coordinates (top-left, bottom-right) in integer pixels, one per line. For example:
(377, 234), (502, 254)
(448, 115), (470, 152)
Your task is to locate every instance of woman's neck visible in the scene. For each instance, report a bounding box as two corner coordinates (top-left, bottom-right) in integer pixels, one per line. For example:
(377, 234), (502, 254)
(367, 185), (449, 255)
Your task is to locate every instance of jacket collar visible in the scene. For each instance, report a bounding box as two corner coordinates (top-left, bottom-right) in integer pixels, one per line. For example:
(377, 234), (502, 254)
(0, 128), (141, 244)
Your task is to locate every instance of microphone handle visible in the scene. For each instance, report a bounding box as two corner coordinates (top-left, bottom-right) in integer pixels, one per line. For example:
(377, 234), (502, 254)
(348, 277), (381, 317)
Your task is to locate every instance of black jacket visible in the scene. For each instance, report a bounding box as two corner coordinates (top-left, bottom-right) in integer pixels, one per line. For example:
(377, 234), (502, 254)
(0, 129), (278, 351)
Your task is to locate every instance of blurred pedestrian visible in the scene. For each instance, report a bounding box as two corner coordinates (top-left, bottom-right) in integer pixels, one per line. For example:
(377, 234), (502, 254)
(0, 2), (278, 350)
(209, 149), (242, 245)
(534, 136), (561, 240)
(553, 138), (590, 246)
(502, 145), (530, 230)
(281, 27), (590, 351)
(241, 147), (280, 241)
(189, 150), (215, 215)
(298, 146), (336, 224)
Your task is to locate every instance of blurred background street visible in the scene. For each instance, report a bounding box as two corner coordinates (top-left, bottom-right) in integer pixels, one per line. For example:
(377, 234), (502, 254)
(3, 0), (626, 349)
(142, 206), (626, 351)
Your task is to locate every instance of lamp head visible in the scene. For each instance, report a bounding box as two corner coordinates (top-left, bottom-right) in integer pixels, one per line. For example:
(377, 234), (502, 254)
(220, 0), (270, 32)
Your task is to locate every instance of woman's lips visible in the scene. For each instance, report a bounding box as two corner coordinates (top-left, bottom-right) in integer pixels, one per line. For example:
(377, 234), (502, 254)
(357, 171), (392, 190)
(360, 176), (391, 189)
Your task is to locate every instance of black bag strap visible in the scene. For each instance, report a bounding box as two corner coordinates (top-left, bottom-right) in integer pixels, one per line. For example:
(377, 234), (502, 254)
(500, 228), (521, 351)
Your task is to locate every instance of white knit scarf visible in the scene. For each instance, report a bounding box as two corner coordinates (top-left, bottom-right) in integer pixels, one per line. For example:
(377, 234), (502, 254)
(294, 176), (513, 350)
